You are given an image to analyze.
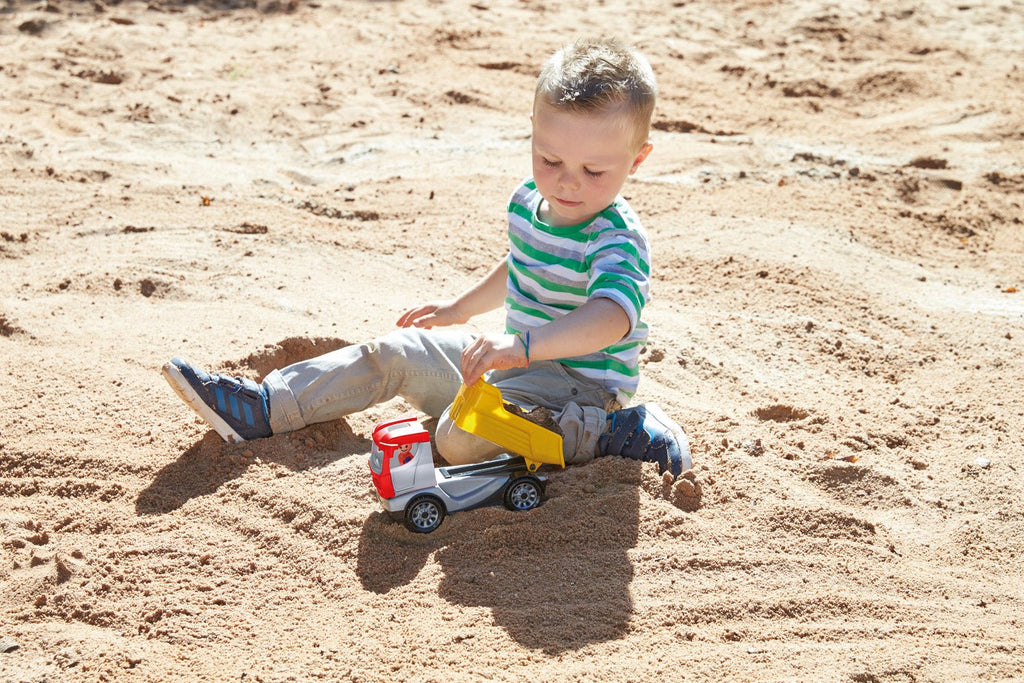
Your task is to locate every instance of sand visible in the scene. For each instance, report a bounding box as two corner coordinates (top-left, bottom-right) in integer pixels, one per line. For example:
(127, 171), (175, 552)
(2, 0), (1023, 680)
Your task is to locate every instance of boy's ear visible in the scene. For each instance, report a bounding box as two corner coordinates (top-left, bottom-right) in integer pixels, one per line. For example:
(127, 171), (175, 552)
(630, 141), (653, 174)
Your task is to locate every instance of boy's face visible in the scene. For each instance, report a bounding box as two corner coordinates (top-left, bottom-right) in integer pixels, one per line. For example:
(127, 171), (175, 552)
(531, 99), (652, 228)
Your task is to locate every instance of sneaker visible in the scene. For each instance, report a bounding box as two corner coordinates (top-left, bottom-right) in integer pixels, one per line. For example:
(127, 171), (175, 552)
(598, 403), (692, 477)
(162, 357), (272, 443)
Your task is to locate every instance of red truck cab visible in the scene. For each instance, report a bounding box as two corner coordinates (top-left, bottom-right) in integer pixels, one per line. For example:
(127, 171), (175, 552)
(367, 415), (547, 533)
(368, 416), (433, 500)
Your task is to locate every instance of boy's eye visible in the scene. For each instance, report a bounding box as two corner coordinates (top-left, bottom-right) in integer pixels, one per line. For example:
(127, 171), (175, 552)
(539, 156), (603, 178)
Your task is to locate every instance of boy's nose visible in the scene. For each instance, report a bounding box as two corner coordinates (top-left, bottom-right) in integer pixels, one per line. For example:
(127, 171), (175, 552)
(558, 170), (580, 190)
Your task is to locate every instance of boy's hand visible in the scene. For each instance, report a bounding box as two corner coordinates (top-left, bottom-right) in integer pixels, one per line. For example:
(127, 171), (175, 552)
(461, 332), (527, 385)
(396, 300), (468, 329)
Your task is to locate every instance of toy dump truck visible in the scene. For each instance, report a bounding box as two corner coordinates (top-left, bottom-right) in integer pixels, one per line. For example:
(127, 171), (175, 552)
(368, 381), (564, 533)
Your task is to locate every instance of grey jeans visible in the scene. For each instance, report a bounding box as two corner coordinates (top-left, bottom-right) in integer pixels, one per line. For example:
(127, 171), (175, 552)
(261, 328), (615, 465)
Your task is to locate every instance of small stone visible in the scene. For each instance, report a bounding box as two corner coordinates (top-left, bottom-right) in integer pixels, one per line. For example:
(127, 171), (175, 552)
(742, 438), (765, 456)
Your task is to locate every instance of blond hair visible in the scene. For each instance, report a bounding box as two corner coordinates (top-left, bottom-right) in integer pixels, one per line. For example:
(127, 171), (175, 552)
(535, 37), (657, 149)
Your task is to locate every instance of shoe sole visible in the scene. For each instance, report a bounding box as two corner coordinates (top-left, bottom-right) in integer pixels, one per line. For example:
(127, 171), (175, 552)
(161, 361), (245, 443)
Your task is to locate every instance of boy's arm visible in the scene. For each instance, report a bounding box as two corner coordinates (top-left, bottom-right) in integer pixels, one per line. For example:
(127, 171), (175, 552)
(459, 297), (630, 384)
(396, 257), (508, 329)
(529, 297), (630, 359)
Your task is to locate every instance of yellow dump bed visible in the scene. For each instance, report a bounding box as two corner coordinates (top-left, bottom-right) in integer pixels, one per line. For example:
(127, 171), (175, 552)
(449, 381), (565, 471)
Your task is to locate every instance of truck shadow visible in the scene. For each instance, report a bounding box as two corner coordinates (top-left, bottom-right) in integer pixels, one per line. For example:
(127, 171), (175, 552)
(355, 458), (641, 653)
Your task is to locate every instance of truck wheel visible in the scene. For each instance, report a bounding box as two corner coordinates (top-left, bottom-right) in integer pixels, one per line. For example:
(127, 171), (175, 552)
(504, 477), (542, 512)
(405, 495), (445, 533)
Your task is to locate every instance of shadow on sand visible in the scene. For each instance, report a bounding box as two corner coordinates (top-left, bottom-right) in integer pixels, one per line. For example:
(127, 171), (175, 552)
(354, 460), (642, 654)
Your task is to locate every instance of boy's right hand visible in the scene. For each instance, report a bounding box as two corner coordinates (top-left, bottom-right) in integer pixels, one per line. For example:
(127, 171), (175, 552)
(460, 332), (528, 385)
(396, 300), (468, 329)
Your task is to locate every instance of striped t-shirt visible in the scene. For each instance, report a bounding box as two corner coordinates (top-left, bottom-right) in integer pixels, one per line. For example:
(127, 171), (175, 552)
(504, 178), (651, 402)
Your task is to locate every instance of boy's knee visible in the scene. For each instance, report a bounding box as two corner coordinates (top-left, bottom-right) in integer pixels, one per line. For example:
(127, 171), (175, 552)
(365, 329), (417, 366)
(435, 413), (502, 465)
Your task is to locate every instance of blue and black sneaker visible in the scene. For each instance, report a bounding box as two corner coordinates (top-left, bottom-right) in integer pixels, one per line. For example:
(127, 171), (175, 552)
(599, 403), (692, 477)
(162, 357), (272, 443)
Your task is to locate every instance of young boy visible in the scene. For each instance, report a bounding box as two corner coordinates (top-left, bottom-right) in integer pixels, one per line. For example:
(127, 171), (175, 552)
(163, 37), (691, 477)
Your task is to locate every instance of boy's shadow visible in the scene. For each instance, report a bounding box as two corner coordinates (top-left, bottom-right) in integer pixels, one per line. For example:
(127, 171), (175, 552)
(135, 420), (367, 515)
(136, 431), (238, 515)
(139, 337), (358, 515)
(356, 460), (641, 653)
(139, 415), (641, 651)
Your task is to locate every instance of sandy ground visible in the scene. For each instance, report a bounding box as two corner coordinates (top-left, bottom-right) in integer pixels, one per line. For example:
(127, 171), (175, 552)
(2, 0), (1023, 680)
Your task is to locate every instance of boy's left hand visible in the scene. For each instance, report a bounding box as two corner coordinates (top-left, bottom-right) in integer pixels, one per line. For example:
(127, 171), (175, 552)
(396, 299), (468, 329)
(460, 332), (527, 385)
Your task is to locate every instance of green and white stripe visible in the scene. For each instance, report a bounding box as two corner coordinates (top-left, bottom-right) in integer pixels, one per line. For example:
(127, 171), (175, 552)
(504, 179), (651, 401)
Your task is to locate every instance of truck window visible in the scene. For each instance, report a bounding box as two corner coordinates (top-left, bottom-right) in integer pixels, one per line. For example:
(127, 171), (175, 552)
(394, 443), (415, 466)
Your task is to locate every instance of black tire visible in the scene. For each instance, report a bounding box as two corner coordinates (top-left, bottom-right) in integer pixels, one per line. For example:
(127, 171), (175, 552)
(503, 476), (542, 512)
(404, 495), (446, 533)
